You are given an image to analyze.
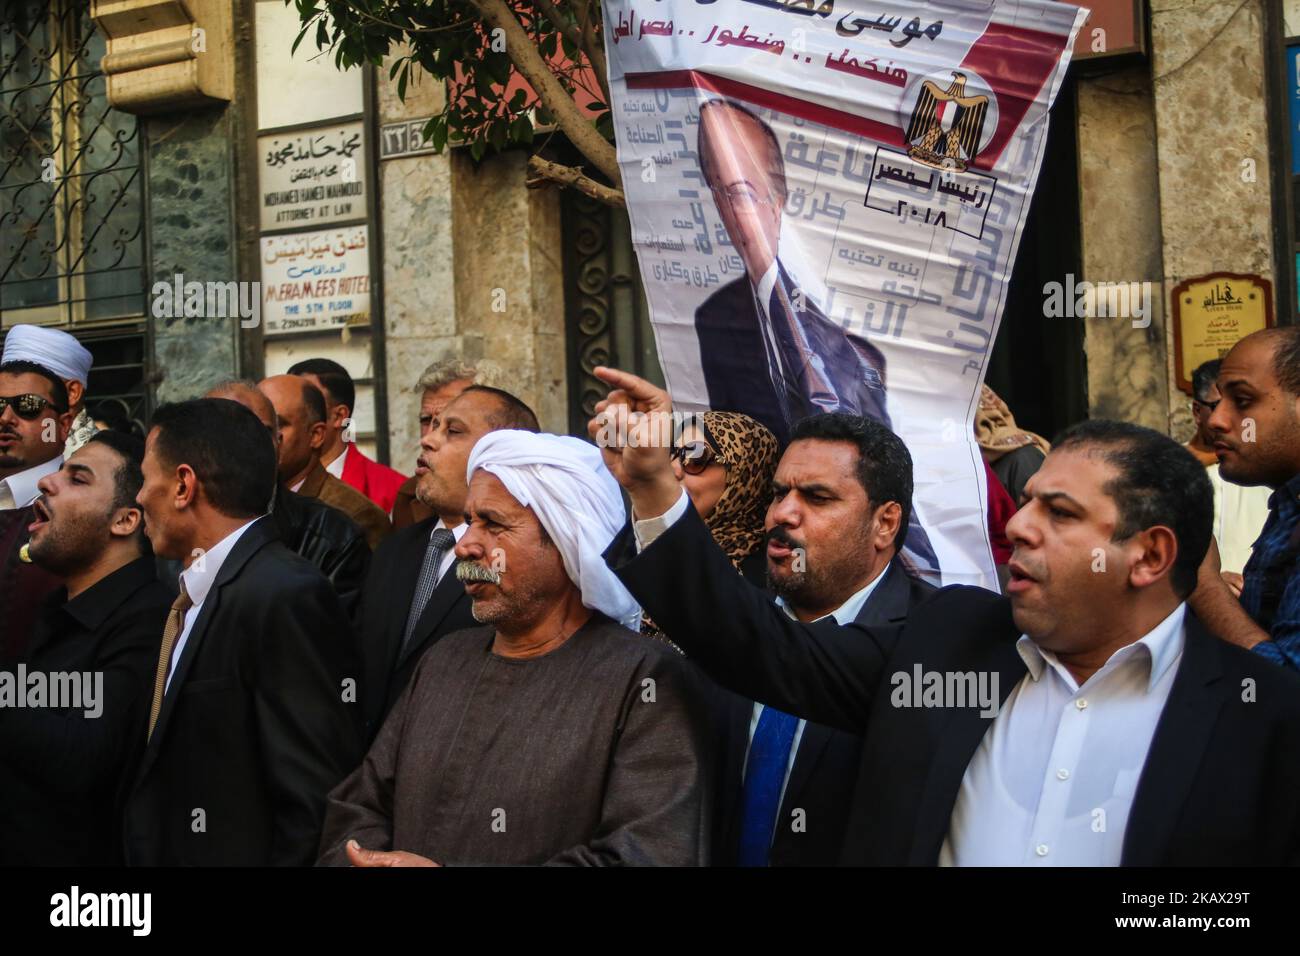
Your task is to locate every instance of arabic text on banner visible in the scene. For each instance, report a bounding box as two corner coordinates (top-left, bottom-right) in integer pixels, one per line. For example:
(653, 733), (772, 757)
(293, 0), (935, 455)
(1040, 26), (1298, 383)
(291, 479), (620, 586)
(604, 0), (1086, 587)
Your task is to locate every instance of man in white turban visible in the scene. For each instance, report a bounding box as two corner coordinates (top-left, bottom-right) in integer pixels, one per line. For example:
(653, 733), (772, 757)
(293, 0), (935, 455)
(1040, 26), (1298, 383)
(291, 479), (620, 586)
(1, 324), (96, 456)
(319, 429), (711, 866)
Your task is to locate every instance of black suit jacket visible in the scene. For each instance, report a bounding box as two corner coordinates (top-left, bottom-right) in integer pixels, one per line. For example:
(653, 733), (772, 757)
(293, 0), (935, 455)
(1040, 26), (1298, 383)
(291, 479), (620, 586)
(713, 559), (935, 866)
(123, 518), (362, 866)
(609, 504), (1300, 865)
(357, 516), (477, 743)
(694, 265), (889, 446)
(695, 267), (938, 572)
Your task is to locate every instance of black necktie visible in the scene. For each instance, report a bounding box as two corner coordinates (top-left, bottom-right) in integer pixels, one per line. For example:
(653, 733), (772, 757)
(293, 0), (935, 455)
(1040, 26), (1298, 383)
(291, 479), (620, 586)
(400, 527), (457, 654)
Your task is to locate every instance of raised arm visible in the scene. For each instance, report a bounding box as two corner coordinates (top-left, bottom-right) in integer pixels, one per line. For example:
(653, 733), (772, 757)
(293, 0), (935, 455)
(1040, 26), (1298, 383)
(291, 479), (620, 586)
(590, 366), (898, 732)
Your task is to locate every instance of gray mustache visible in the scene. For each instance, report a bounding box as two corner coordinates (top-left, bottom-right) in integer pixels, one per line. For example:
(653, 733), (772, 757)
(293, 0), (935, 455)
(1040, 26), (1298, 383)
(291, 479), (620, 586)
(456, 561), (501, 585)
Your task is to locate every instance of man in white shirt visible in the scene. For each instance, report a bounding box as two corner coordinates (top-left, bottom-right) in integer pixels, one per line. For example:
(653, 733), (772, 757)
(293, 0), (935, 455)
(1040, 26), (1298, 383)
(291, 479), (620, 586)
(594, 366), (1300, 866)
(0, 359), (74, 661)
(123, 398), (360, 865)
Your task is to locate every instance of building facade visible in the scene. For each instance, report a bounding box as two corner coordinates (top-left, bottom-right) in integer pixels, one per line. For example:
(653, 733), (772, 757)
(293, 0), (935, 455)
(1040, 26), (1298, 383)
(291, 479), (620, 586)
(0, 0), (1293, 468)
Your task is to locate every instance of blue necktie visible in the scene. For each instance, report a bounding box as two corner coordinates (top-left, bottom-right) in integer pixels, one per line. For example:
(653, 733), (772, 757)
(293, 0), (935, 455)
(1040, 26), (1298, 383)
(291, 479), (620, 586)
(738, 705), (799, 866)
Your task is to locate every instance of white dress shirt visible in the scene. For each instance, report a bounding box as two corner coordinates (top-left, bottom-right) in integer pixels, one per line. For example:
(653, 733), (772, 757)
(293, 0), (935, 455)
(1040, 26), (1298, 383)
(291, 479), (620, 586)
(636, 492), (1189, 865)
(166, 518), (262, 693)
(324, 444), (349, 479)
(0, 455), (62, 510)
(940, 603), (1187, 866)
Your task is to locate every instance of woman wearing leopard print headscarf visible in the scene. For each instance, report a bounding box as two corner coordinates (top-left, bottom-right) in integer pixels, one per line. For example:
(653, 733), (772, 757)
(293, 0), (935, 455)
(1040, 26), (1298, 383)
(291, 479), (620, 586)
(642, 410), (779, 643)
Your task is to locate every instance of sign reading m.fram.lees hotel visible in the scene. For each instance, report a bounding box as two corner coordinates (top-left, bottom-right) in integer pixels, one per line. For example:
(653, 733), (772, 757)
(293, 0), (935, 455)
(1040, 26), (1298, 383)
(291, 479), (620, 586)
(1172, 272), (1274, 396)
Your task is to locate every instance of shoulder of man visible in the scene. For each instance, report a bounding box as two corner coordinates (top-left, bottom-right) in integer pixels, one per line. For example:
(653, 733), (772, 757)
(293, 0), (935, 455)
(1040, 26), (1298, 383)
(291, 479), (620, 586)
(695, 274), (752, 316)
(291, 490), (366, 545)
(894, 583), (1011, 638)
(319, 472), (390, 523)
(1192, 617), (1300, 719)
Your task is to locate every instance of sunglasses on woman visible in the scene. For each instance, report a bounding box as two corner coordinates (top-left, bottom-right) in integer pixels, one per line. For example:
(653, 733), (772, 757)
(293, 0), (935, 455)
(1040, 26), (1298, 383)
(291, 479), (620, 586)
(0, 393), (65, 421)
(671, 440), (726, 476)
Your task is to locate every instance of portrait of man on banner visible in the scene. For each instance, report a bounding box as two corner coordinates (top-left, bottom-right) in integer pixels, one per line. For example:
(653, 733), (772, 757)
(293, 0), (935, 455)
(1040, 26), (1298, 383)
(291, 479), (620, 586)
(693, 96), (938, 572)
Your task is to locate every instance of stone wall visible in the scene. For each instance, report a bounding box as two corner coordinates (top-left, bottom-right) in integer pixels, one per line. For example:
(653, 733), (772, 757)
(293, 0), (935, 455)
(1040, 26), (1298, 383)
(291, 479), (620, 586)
(379, 52), (568, 465)
(1077, 0), (1278, 439)
(147, 109), (240, 402)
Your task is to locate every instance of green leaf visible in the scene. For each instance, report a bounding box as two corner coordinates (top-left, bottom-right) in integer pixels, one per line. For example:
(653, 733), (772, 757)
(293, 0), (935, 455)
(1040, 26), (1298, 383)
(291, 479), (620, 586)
(428, 117), (448, 152)
(397, 64), (408, 100)
(470, 139), (486, 162)
(510, 115), (534, 145)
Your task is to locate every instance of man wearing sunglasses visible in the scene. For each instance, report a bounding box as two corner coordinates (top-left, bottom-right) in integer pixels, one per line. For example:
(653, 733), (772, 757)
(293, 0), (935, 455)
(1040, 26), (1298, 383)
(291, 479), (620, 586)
(1, 324), (97, 458)
(0, 359), (74, 662)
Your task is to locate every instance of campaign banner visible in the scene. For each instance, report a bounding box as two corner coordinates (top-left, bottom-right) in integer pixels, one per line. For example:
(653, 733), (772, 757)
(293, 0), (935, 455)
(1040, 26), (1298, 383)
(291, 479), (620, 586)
(604, 0), (1085, 587)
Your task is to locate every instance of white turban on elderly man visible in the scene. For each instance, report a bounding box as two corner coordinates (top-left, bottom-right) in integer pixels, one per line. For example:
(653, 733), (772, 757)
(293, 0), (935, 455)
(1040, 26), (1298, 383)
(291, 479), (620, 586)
(461, 428), (641, 631)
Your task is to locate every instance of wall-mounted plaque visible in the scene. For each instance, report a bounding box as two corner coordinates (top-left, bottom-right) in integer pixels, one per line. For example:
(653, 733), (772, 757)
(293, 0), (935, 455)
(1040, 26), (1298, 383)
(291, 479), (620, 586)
(259, 121), (367, 232)
(1172, 272), (1274, 395)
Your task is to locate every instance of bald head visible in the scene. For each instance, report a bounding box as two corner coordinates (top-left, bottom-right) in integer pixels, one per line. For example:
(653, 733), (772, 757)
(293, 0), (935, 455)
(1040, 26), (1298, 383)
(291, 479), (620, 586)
(1207, 327), (1300, 488)
(259, 374), (328, 485)
(206, 380), (277, 433)
(698, 98), (785, 280)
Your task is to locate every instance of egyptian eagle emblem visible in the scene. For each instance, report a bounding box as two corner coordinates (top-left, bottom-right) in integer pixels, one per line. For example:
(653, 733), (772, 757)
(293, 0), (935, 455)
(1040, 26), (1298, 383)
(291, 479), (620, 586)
(904, 72), (989, 172)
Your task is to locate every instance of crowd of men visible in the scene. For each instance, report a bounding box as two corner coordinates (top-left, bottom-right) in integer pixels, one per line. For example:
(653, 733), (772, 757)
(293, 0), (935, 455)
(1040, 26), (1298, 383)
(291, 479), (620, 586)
(3, 319), (1300, 867)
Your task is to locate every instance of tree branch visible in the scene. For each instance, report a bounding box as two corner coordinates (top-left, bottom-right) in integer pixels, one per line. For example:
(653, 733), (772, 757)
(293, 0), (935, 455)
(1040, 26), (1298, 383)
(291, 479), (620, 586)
(527, 155), (624, 206)
(468, 0), (620, 185)
(572, 0), (609, 104)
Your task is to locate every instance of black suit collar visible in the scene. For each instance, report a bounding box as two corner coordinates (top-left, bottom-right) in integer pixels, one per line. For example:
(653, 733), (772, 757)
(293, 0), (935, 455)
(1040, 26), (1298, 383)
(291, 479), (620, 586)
(383, 516), (467, 663)
(394, 569), (468, 670)
(901, 605), (1229, 866)
(854, 560), (911, 626)
(907, 597), (1023, 864)
(138, 516), (277, 769)
(778, 560), (920, 827)
(1121, 611), (1225, 865)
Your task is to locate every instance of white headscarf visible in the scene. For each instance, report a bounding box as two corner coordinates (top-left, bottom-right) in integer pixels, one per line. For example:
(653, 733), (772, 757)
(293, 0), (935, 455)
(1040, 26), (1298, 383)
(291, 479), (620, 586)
(466, 430), (640, 631)
(2, 324), (93, 384)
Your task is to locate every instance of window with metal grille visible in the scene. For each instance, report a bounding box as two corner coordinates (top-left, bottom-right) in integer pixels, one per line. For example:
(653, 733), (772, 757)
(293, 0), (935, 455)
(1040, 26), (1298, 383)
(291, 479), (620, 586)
(0, 0), (145, 326)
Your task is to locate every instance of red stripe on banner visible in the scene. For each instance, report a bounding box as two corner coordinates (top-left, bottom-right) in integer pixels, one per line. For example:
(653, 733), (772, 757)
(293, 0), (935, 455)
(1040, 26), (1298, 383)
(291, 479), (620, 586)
(624, 19), (1071, 172)
(958, 20), (1071, 169)
(625, 70), (905, 149)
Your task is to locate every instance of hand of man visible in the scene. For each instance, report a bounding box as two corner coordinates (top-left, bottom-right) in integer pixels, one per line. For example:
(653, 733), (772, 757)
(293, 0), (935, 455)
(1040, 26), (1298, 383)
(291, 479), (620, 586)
(346, 839), (440, 867)
(587, 366), (681, 519)
(1221, 571), (1244, 599)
